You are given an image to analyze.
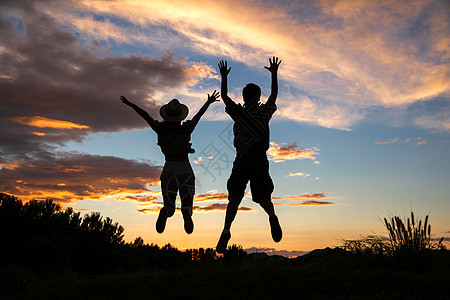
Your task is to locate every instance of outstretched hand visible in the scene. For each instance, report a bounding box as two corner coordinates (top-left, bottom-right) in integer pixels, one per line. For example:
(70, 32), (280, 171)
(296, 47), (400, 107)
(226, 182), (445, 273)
(207, 90), (220, 104)
(264, 56), (282, 73)
(120, 96), (130, 105)
(218, 60), (231, 77)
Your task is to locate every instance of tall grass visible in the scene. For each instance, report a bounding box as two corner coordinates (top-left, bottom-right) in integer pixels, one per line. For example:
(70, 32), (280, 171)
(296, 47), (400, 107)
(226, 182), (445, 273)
(343, 212), (446, 259)
(383, 212), (445, 256)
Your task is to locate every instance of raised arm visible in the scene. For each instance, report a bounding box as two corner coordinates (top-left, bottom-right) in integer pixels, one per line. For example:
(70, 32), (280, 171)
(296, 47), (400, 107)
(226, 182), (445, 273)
(190, 90), (220, 128)
(218, 60), (235, 106)
(264, 56), (282, 102)
(120, 96), (158, 128)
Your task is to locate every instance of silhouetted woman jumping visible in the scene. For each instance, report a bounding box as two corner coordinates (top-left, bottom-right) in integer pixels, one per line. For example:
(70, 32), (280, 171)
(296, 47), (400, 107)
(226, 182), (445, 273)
(121, 91), (219, 234)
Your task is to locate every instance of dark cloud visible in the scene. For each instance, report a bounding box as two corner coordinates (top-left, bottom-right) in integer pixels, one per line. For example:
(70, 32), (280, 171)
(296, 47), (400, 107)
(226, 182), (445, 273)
(0, 153), (161, 203)
(0, 0), (195, 203)
(0, 1), (193, 157)
(279, 193), (336, 206)
(298, 193), (328, 199)
(286, 193), (331, 200)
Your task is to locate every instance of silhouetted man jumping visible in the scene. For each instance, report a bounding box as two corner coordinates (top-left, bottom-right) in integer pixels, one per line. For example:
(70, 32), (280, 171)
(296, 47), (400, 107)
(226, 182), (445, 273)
(216, 57), (282, 253)
(121, 91), (219, 234)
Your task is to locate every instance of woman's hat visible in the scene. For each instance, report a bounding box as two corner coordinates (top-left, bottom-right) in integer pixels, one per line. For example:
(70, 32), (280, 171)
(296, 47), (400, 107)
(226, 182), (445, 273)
(159, 99), (189, 122)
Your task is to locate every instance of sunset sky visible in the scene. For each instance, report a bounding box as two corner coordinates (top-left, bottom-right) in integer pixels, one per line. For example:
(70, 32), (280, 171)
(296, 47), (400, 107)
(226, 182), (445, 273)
(1, 0), (449, 256)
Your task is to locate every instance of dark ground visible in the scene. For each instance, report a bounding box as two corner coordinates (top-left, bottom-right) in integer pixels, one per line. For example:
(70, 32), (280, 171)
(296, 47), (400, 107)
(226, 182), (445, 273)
(3, 248), (449, 300)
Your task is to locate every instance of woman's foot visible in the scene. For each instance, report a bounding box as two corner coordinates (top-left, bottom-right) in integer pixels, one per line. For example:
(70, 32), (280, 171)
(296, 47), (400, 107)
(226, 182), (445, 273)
(182, 208), (194, 234)
(156, 208), (168, 233)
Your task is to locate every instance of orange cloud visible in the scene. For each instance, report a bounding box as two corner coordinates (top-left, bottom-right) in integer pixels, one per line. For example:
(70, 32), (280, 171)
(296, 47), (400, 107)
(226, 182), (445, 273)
(194, 203), (253, 213)
(0, 161), (21, 170)
(417, 137), (427, 145)
(195, 193), (228, 202)
(0, 154), (161, 203)
(14, 0), (447, 131)
(77, 0), (449, 119)
(280, 192), (336, 206)
(8, 116), (89, 129)
(118, 195), (159, 203)
(287, 193), (330, 200)
(32, 132), (46, 136)
(268, 142), (319, 163)
(375, 138), (400, 144)
(136, 207), (161, 214)
(187, 62), (219, 86)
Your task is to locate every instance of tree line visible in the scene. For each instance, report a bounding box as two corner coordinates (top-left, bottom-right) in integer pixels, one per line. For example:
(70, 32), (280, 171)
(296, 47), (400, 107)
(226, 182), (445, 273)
(0, 193), (248, 275)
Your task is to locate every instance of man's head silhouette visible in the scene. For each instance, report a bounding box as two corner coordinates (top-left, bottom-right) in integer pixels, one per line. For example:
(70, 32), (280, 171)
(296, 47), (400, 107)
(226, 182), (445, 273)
(242, 83), (261, 107)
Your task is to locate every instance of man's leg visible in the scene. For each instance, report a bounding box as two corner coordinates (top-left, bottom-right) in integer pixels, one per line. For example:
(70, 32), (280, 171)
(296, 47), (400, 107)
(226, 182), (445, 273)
(216, 194), (243, 254)
(259, 199), (275, 216)
(224, 194), (243, 230)
(258, 199), (282, 242)
(251, 160), (282, 242)
(216, 159), (247, 254)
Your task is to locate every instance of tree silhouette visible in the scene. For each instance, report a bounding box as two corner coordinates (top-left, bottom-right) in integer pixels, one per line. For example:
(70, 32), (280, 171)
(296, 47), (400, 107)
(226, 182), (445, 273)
(0, 193), (125, 274)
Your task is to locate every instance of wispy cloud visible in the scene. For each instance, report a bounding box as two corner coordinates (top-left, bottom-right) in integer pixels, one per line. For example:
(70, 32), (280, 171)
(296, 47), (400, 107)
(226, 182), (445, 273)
(280, 193), (336, 206)
(117, 194), (160, 203)
(7, 116), (90, 130)
(375, 137), (428, 145)
(136, 207), (161, 214)
(59, 0), (450, 130)
(195, 193), (229, 202)
(136, 203), (254, 214)
(413, 115), (450, 133)
(289, 193), (330, 200)
(375, 138), (404, 144)
(134, 191), (255, 214)
(3, 0), (448, 133)
(194, 203), (253, 213)
(286, 172), (310, 178)
(417, 137), (427, 145)
(290, 200), (335, 206)
(193, 157), (203, 165)
(268, 142), (319, 163)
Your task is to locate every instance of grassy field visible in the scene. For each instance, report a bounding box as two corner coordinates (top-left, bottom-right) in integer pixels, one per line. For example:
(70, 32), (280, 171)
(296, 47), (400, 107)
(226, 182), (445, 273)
(3, 248), (449, 300)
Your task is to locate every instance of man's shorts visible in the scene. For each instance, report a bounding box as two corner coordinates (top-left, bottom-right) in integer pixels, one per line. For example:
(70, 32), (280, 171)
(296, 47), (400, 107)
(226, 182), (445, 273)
(227, 155), (274, 203)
